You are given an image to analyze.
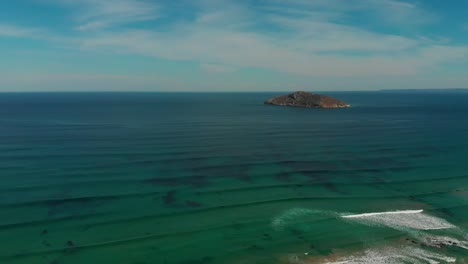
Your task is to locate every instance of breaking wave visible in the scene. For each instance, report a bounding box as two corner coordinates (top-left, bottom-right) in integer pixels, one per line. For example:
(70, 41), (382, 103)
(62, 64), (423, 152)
(341, 209), (455, 230)
(273, 208), (467, 264)
(319, 246), (456, 264)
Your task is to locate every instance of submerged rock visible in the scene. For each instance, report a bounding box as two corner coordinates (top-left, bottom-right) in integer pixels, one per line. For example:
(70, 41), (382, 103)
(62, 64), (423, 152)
(265, 91), (350, 109)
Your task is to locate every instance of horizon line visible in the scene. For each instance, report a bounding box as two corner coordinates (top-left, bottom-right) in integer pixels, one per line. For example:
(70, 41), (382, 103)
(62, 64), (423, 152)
(1, 88), (468, 93)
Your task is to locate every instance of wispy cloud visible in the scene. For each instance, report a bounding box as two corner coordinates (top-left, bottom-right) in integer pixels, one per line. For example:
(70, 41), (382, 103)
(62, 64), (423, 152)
(79, 28), (468, 77)
(265, 0), (437, 26)
(0, 24), (41, 38)
(200, 63), (237, 73)
(74, 0), (464, 77)
(1, 0), (467, 90)
(52, 0), (160, 31)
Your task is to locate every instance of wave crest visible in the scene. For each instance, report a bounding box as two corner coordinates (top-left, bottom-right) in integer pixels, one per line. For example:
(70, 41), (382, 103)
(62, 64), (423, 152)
(341, 209), (454, 230)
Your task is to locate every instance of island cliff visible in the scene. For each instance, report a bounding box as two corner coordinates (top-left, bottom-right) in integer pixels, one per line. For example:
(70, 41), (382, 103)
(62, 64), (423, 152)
(265, 91), (350, 109)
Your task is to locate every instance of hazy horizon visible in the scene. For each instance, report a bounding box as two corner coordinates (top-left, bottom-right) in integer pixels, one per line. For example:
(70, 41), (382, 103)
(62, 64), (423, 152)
(1, 88), (468, 93)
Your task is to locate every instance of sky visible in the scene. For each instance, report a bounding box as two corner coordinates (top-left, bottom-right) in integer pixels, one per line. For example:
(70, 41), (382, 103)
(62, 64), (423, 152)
(0, 0), (468, 92)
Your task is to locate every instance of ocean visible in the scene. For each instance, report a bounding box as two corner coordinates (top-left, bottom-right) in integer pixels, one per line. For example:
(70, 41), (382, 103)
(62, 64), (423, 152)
(0, 92), (467, 263)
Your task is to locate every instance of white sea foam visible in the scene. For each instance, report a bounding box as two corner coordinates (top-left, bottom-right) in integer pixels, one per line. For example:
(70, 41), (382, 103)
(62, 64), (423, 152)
(341, 209), (455, 230)
(272, 208), (314, 230)
(342, 209), (423, 218)
(322, 246), (456, 264)
(274, 208), (465, 264)
(272, 208), (337, 231)
(272, 208), (455, 231)
(423, 235), (468, 250)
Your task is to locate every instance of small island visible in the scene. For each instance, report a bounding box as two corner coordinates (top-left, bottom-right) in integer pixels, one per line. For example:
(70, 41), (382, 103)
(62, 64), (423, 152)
(265, 91), (351, 109)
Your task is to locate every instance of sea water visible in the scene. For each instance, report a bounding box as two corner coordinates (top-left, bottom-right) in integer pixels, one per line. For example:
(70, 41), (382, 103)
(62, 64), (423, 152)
(0, 92), (467, 263)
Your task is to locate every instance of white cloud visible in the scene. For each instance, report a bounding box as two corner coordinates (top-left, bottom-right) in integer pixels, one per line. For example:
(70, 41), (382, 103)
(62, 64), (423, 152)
(200, 63), (237, 73)
(267, 16), (420, 52)
(0, 24), (41, 38)
(0, 72), (188, 91)
(2, 0), (467, 90)
(51, 0), (160, 31)
(73, 0), (465, 78)
(265, 0), (436, 26)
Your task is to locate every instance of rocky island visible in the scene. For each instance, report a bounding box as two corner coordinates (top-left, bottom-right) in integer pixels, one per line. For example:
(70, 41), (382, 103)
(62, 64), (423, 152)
(265, 91), (350, 109)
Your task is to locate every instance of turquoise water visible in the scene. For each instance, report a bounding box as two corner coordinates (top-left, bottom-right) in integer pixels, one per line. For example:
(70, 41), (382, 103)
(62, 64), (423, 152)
(0, 92), (467, 263)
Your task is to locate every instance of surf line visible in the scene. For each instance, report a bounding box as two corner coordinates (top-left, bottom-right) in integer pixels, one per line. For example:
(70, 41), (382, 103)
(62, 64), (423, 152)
(342, 209), (424, 219)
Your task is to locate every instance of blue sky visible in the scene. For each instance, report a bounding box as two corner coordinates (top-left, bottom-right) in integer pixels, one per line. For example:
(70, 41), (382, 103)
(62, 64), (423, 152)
(0, 0), (467, 91)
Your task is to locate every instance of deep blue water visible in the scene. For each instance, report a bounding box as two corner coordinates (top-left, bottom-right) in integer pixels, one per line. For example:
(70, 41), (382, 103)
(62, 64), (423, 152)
(0, 92), (467, 263)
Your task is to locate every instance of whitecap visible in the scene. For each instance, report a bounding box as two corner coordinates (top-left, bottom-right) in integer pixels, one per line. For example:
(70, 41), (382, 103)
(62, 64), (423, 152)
(341, 209), (454, 230)
(342, 209), (423, 218)
(272, 208), (465, 264)
(321, 246), (456, 264)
